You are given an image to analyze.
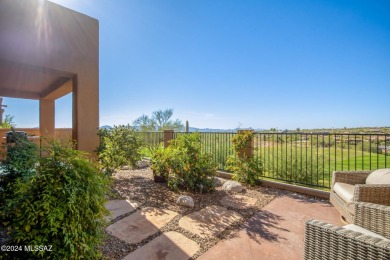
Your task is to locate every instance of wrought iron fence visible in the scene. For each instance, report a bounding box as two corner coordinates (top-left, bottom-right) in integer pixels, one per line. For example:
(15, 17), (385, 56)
(173, 132), (236, 170)
(138, 131), (389, 189)
(134, 131), (164, 147)
(253, 133), (389, 188)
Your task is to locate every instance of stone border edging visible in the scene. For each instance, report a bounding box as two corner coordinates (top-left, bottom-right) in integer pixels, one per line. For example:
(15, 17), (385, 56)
(216, 171), (330, 199)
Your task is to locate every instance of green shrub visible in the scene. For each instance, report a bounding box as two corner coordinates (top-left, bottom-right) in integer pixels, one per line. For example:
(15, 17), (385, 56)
(0, 130), (39, 188)
(97, 125), (143, 175)
(149, 144), (174, 181)
(226, 155), (262, 186)
(2, 140), (109, 259)
(167, 133), (217, 192)
(226, 131), (263, 185)
(0, 130), (40, 247)
(150, 133), (217, 192)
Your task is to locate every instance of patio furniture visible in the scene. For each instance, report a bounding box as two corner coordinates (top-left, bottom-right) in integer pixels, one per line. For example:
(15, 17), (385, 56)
(330, 169), (390, 223)
(6, 131), (27, 143)
(304, 202), (390, 260)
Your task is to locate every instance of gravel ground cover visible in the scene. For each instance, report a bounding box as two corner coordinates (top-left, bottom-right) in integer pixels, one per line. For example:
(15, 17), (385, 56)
(101, 167), (294, 259)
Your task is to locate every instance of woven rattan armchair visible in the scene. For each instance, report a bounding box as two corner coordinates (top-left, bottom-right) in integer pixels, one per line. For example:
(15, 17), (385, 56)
(330, 170), (390, 223)
(304, 202), (390, 260)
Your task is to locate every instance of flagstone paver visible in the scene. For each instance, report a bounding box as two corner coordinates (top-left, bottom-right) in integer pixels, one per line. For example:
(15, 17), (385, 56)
(106, 207), (178, 244)
(122, 231), (200, 260)
(220, 194), (257, 210)
(105, 200), (141, 221)
(179, 205), (242, 238)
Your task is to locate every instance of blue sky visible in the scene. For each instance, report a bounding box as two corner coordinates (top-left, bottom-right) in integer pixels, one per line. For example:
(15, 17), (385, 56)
(5, 0), (390, 130)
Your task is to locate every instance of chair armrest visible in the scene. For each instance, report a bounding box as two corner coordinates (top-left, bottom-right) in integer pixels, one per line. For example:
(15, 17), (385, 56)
(353, 184), (390, 206)
(331, 171), (371, 189)
(304, 219), (390, 260)
(354, 202), (390, 239)
(304, 220), (343, 260)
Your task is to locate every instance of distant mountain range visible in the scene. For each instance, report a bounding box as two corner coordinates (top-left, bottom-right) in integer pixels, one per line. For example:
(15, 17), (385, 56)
(188, 127), (264, 133)
(99, 125), (265, 133)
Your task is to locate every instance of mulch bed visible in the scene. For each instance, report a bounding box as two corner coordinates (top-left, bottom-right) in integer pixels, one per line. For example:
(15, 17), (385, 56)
(101, 167), (284, 259)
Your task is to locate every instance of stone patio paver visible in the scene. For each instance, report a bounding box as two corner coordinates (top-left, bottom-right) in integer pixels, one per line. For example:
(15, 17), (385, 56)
(106, 207), (178, 244)
(105, 199), (141, 221)
(198, 194), (343, 260)
(220, 194), (257, 210)
(122, 231), (200, 260)
(179, 205), (242, 238)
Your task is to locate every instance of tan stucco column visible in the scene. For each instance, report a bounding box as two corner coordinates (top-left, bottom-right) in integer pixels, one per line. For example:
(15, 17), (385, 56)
(237, 130), (254, 159)
(164, 130), (174, 148)
(39, 99), (55, 137)
(72, 72), (99, 154)
(0, 0), (99, 156)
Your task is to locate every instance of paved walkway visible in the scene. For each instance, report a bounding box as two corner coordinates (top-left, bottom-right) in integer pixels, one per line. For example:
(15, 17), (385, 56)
(105, 193), (342, 260)
(198, 194), (342, 260)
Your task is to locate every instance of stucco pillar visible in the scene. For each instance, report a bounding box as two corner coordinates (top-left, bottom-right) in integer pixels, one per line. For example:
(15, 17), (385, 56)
(237, 130), (254, 159)
(72, 72), (99, 154)
(164, 130), (174, 148)
(39, 99), (55, 137)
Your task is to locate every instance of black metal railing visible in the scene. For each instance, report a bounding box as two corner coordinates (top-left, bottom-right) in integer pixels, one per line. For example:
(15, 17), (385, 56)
(139, 131), (389, 189)
(173, 132), (236, 170)
(253, 133), (389, 188)
(134, 131), (164, 148)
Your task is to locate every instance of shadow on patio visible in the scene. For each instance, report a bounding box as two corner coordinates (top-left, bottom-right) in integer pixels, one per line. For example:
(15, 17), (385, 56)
(198, 193), (342, 260)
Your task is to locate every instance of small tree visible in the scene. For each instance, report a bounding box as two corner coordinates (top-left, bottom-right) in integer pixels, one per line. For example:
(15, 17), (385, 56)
(97, 125), (143, 175)
(133, 108), (184, 131)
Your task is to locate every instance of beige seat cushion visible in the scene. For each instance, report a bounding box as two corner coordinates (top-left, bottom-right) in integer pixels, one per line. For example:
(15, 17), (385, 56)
(333, 182), (355, 203)
(344, 224), (389, 241)
(366, 168), (390, 185)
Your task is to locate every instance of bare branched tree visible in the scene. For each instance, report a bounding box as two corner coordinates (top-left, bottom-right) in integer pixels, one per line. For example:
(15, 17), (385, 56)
(133, 108), (184, 131)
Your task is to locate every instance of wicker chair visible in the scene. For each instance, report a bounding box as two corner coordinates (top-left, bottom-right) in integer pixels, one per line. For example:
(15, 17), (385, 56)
(330, 170), (390, 223)
(304, 202), (390, 260)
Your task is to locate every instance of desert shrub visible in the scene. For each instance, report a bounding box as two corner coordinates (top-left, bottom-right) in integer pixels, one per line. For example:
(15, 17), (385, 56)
(0, 130), (40, 247)
(2, 140), (109, 259)
(151, 133), (217, 192)
(226, 155), (262, 186)
(97, 125), (143, 175)
(149, 144), (177, 181)
(226, 131), (263, 185)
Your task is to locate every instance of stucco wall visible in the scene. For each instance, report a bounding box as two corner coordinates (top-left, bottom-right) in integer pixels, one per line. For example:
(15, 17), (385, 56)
(0, 0), (99, 155)
(0, 128), (73, 158)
